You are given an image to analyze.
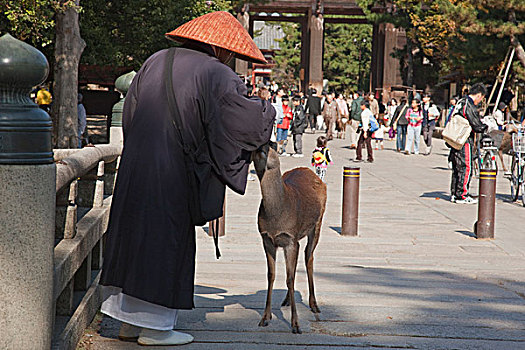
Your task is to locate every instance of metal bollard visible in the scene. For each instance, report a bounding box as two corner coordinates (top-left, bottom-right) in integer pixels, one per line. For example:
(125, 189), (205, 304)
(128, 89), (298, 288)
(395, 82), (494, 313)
(476, 170), (497, 239)
(341, 167), (360, 236)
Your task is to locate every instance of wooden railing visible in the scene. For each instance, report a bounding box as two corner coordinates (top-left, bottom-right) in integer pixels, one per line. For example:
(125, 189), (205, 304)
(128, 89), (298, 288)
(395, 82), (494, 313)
(51, 144), (121, 350)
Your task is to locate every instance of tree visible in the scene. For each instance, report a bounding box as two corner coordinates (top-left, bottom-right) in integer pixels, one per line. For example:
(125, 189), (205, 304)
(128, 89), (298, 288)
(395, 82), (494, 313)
(358, 0), (458, 89)
(323, 22), (372, 94)
(272, 21), (373, 94)
(0, 0), (55, 48)
(80, 0), (231, 70)
(52, 0), (86, 148)
(453, 0), (525, 75)
(1, 0), (233, 147)
(272, 22), (302, 89)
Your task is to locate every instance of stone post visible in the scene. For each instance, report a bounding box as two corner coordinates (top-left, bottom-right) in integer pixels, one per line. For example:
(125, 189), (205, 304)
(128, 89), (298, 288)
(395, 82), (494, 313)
(110, 70), (136, 146)
(0, 34), (55, 350)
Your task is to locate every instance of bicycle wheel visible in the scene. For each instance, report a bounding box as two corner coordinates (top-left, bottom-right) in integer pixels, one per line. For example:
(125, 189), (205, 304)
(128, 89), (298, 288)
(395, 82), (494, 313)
(521, 165), (525, 207)
(482, 151), (497, 171)
(510, 156), (520, 202)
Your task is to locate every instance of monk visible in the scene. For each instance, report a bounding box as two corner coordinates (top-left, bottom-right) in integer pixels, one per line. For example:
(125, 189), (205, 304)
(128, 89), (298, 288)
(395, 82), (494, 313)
(100, 11), (275, 346)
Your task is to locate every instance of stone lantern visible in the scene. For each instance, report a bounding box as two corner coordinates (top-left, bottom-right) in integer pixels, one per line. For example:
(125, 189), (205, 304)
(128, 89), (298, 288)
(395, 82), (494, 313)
(0, 34), (55, 349)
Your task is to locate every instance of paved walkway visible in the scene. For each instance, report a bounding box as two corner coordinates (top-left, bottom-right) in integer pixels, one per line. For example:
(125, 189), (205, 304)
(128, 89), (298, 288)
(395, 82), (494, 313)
(79, 132), (525, 350)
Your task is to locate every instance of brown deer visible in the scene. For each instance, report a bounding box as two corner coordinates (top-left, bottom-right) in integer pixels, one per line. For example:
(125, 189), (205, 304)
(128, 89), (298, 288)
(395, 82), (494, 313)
(252, 143), (327, 334)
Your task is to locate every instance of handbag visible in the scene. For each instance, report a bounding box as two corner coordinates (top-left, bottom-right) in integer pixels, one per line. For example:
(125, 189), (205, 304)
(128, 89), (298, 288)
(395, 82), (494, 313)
(442, 102), (471, 150)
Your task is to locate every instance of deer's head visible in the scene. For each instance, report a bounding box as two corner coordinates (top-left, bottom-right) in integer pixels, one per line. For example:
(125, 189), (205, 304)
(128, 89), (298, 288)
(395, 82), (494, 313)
(252, 141), (279, 180)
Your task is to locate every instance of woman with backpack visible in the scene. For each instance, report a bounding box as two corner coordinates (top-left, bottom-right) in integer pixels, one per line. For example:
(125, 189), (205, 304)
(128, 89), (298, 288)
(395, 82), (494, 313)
(404, 99), (423, 155)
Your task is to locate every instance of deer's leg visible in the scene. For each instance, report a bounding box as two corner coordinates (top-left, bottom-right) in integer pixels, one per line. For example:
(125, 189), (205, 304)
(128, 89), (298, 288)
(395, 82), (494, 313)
(284, 241), (301, 334)
(305, 224), (321, 314)
(259, 234), (276, 327)
(498, 150), (507, 172)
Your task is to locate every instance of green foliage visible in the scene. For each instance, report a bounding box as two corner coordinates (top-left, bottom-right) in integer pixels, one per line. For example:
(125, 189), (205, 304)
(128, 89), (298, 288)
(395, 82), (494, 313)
(0, 0), (55, 47)
(272, 22), (302, 88)
(451, 0), (525, 80)
(272, 21), (372, 94)
(80, 0), (232, 69)
(357, 0), (525, 86)
(324, 23), (372, 93)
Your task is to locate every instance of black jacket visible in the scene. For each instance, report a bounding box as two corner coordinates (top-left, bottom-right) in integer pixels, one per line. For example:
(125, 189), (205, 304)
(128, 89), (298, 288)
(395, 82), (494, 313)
(291, 105), (307, 134)
(350, 96), (364, 121)
(307, 95), (321, 115)
(392, 103), (409, 126)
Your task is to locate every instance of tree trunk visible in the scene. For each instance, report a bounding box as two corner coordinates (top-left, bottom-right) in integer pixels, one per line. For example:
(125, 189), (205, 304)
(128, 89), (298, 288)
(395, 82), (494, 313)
(51, 1), (86, 148)
(406, 39), (414, 87)
(509, 10), (525, 70)
(510, 35), (525, 69)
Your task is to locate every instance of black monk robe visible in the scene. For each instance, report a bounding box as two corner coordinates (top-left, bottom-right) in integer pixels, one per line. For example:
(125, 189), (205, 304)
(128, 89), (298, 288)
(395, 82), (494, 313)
(100, 47), (275, 309)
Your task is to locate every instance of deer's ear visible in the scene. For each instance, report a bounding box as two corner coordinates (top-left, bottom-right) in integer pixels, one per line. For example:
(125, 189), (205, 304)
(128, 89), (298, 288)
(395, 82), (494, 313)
(269, 141), (278, 151)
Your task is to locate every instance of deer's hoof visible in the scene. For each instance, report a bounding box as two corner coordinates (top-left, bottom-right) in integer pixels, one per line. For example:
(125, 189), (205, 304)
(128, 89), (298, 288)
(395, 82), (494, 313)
(311, 305), (321, 314)
(281, 298), (290, 307)
(292, 326), (302, 334)
(258, 319), (269, 327)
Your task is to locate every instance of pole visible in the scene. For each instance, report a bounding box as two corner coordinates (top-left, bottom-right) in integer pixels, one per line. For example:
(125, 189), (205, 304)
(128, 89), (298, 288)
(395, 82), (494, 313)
(0, 34), (55, 349)
(493, 48), (515, 116)
(358, 45), (362, 91)
(476, 170), (497, 239)
(482, 47), (511, 116)
(341, 167), (360, 236)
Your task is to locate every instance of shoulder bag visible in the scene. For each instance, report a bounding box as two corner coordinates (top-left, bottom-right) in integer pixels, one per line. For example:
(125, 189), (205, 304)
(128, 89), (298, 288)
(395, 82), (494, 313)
(441, 102), (471, 150)
(164, 48), (207, 227)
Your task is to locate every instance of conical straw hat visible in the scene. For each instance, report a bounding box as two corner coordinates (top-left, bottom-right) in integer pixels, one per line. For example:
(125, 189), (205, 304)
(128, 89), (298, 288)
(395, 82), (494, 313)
(165, 11), (267, 64)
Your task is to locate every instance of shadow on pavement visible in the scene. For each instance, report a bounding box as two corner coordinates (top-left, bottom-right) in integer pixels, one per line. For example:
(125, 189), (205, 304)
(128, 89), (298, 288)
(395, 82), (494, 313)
(455, 229), (476, 238)
(419, 191), (451, 201)
(93, 269), (525, 347)
(312, 266), (525, 341)
(329, 226), (342, 234)
(496, 192), (516, 203)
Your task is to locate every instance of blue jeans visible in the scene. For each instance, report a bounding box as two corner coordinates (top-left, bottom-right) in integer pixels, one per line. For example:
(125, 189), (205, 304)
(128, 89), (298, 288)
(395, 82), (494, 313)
(276, 128), (288, 142)
(406, 124), (422, 154)
(396, 125), (407, 151)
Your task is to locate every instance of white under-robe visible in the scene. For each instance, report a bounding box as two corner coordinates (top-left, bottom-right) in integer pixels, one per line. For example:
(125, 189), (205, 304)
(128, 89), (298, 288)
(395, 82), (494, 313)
(101, 286), (178, 331)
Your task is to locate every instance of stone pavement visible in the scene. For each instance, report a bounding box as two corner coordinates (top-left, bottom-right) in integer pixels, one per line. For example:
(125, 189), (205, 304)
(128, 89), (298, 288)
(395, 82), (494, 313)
(79, 132), (525, 350)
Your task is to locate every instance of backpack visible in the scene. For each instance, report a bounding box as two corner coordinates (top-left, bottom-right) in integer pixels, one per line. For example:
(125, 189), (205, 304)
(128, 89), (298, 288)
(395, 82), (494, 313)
(369, 114), (379, 133)
(313, 148), (328, 165)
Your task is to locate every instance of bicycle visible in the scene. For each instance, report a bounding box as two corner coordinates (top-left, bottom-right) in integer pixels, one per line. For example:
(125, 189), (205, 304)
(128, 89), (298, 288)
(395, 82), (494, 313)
(477, 134), (499, 172)
(508, 122), (525, 206)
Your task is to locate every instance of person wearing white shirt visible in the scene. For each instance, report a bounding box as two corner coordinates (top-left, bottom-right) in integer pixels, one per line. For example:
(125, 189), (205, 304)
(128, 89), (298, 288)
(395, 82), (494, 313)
(494, 102), (506, 129)
(422, 94), (440, 155)
(355, 99), (374, 162)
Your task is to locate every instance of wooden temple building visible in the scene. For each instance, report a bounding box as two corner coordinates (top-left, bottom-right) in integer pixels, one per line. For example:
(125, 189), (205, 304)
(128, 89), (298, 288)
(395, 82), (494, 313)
(235, 0), (407, 101)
